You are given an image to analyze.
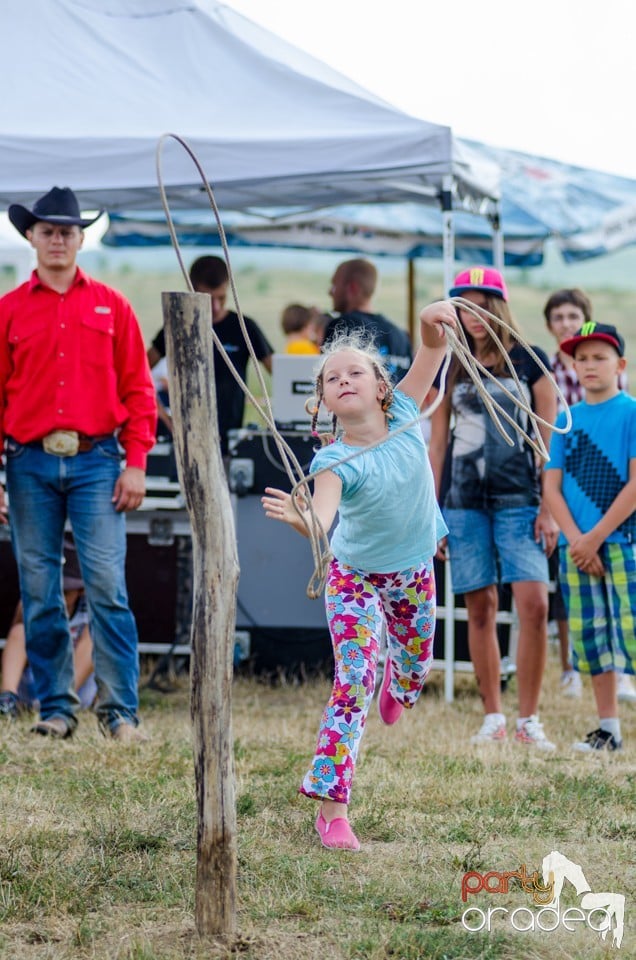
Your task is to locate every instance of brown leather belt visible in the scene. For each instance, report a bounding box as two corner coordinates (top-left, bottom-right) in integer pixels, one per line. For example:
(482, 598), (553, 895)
(76, 433), (114, 453)
(29, 432), (115, 455)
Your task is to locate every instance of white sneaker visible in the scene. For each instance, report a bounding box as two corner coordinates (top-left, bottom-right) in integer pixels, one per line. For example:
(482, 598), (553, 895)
(560, 670), (582, 698)
(514, 716), (556, 751)
(470, 715), (507, 744)
(617, 673), (636, 703)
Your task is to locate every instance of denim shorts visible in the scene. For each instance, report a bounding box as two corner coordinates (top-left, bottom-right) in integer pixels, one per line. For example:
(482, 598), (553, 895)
(443, 505), (549, 594)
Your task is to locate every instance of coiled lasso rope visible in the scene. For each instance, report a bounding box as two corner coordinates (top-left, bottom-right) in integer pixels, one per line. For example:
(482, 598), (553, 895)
(156, 133), (572, 599)
(156, 134), (331, 578)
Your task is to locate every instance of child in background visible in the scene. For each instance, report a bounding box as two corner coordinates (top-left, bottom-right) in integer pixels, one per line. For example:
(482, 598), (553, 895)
(543, 289), (635, 703)
(281, 303), (321, 354)
(262, 300), (456, 851)
(543, 288), (589, 698)
(429, 267), (558, 750)
(544, 322), (636, 751)
(0, 540), (96, 718)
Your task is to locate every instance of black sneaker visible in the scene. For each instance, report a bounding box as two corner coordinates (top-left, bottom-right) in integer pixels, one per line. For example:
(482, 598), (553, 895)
(572, 728), (622, 752)
(0, 691), (20, 720)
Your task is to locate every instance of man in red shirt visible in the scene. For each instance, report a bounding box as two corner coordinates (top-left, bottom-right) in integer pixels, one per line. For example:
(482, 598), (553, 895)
(0, 187), (157, 741)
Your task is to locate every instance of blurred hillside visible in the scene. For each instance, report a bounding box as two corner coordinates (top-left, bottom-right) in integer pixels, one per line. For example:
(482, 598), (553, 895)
(81, 246), (636, 361)
(2, 242), (636, 366)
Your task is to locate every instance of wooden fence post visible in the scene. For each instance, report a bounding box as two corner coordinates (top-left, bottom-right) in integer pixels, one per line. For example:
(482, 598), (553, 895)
(162, 291), (239, 935)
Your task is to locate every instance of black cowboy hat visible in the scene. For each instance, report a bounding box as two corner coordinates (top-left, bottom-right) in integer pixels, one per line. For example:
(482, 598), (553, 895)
(8, 186), (104, 237)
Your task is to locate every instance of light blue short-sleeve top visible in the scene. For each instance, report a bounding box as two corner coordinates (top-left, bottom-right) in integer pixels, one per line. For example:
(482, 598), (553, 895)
(310, 389), (447, 573)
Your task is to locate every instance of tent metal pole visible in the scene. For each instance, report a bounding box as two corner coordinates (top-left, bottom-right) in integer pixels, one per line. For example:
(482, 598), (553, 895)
(441, 175), (454, 295)
(441, 175), (457, 701)
(492, 203), (504, 271)
(407, 259), (416, 344)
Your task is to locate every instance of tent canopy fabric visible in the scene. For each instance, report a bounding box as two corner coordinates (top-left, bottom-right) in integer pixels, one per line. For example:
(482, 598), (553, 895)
(102, 139), (636, 267)
(0, 0), (498, 215)
(103, 201), (547, 266)
(465, 140), (636, 262)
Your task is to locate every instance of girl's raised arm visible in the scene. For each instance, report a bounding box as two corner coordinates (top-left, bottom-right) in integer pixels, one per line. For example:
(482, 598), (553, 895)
(398, 301), (456, 407)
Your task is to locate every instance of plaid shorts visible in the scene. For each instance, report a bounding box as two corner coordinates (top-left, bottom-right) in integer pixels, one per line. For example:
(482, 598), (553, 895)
(559, 542), (636, 675)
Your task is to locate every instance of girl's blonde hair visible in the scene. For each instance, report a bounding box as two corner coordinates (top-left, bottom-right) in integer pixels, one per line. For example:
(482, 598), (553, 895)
(306, 332), (394, 445)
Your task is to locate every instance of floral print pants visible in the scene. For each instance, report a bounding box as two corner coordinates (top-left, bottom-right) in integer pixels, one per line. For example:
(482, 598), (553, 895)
(300, 557), (436, 805)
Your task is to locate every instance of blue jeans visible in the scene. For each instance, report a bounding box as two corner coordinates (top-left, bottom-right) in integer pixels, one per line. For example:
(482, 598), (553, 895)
(5, 437), (140, 732)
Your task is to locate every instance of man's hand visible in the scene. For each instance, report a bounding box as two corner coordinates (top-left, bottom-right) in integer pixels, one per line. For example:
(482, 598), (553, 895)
(0, 486), (8, 524)
(112, 467), (146, 512)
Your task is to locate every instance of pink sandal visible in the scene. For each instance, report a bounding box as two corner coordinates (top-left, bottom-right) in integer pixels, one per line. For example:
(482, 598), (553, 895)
(315, 811), (361, 851)
(378, 657), (403, 725)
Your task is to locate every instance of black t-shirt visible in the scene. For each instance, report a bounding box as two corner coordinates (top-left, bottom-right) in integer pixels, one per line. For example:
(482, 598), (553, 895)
(441, 344), (550, 510)
(152, 311), (273, 452)
(322, 311), (412, 384)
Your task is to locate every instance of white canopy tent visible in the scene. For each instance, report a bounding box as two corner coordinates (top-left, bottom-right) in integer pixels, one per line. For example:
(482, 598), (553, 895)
(0, 0), (500, 291)
(0, 0), (505, 703)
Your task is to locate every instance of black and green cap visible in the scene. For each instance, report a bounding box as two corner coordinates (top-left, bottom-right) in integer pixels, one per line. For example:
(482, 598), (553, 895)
(560, 321), (625, 358)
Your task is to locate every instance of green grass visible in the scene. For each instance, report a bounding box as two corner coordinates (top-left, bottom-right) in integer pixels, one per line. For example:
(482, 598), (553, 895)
(0, 658), (634, 959)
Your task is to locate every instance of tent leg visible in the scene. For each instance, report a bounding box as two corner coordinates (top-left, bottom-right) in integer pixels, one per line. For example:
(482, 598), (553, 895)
(407, 260), (416, 344)
(442, 175), (455, 295)
(492, 204), (504, 271)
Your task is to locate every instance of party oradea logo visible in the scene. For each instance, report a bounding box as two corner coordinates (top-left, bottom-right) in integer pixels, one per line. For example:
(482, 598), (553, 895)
(461, 850), (625, 949)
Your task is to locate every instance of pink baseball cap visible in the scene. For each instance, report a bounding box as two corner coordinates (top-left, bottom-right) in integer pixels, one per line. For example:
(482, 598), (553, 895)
(449, 267), (508, 302)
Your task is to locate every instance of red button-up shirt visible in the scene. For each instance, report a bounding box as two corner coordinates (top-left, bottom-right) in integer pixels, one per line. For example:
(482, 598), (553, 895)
(0, 268), (157, 469)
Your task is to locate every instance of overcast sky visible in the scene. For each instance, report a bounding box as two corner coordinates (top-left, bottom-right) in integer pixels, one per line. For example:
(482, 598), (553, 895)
(222, 0), (636, 180)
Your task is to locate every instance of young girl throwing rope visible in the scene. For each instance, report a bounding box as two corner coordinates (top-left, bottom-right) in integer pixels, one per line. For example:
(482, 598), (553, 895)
(261, 301), (457, 851)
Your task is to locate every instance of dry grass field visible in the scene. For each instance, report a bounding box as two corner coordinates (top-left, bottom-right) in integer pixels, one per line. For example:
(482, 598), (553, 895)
(0, 650), (634, 960)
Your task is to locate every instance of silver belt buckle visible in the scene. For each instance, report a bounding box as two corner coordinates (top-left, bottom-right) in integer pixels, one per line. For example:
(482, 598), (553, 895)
(42, 430), (80, 457)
